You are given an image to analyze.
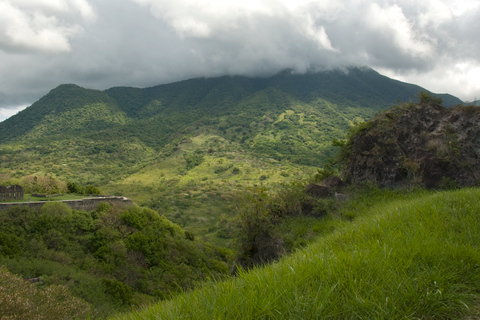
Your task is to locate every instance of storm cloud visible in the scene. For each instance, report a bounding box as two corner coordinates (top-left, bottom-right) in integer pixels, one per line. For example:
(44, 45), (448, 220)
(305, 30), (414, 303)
(1, 0), (479, 121)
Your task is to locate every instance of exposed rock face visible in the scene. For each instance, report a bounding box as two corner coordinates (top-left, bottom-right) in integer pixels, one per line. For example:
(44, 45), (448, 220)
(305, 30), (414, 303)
(306, 183), (330, 197)
(344, 103), (480, 188)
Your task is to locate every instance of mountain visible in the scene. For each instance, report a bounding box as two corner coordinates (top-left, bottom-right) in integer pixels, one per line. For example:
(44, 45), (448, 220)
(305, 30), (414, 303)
(0, 66), (462, 147)
(0, 66), (464, 188)
(0, 68), (462, 141)
(0, 67), (463, 186)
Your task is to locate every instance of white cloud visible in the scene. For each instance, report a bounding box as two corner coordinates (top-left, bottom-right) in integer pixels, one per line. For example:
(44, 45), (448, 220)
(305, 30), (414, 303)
(365, 3), (434, 58)
(132, 0), (337, 51)
(0, 0), (94, 53)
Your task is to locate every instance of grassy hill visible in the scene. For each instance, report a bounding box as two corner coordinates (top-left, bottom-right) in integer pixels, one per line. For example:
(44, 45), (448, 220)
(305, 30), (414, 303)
(112, 187), (480, 320)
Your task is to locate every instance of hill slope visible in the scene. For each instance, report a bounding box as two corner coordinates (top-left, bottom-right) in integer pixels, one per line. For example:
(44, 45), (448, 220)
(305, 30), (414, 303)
(112, 188), (480, 320)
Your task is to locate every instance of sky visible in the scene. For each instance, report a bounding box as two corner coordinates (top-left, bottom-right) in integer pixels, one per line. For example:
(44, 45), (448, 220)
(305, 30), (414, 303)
(1, 0), (479, 122)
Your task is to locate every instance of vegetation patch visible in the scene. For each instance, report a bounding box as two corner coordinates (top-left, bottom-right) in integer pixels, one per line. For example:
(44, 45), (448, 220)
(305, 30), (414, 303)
(0, 203), (232, 318)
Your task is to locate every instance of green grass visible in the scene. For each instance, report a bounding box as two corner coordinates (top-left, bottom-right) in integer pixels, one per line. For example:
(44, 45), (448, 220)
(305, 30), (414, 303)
(112, 188), (480, 319)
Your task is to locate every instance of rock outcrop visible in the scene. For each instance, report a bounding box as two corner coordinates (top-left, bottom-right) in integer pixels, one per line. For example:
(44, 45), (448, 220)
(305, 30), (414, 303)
(343, 103), (480, 188)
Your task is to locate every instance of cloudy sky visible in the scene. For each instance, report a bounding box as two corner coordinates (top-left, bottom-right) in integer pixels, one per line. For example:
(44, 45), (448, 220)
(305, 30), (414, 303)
(1, 0), (479, 122)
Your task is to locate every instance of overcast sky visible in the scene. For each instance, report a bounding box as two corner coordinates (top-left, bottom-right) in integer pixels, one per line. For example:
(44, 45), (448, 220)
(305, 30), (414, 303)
(1, 0), (479, 122)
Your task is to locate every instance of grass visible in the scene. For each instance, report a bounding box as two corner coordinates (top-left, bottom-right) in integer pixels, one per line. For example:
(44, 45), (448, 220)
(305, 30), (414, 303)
(111, 187), (480, 319)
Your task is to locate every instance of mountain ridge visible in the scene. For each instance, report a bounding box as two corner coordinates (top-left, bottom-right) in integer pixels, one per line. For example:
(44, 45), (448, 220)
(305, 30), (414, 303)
(0, 67), (463, 143)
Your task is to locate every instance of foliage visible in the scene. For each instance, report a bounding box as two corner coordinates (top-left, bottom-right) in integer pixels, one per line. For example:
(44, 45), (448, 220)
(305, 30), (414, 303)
(233, 181), (319, 268)
(184, 150), (205, 170)
(440, 176), (459, 190)
(0, 69), (462, 188)
(0, 265), (91, 319)
(417, 90), (443, 105)
(67, 181), (102, 195)
(20, 174), (67, 195)
(0, 203), (232, 318)
(313, 161), (338, 182)
(0, 71), (470, 319)
(234, 186), (276, 268)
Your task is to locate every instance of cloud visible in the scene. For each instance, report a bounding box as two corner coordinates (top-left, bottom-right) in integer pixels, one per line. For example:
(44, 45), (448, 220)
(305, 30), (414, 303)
(0, 0), (479, 118)
(0, 0), (95, 53)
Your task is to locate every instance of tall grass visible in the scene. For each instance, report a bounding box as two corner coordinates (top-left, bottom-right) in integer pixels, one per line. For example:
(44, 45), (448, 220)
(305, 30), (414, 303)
(112, 188), (480, 319)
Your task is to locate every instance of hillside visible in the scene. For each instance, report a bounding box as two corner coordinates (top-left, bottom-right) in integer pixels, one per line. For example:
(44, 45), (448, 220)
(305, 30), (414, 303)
(0, 70), (476, 319)
(0, 202), (232, 318)
(112, 187), (480, 319)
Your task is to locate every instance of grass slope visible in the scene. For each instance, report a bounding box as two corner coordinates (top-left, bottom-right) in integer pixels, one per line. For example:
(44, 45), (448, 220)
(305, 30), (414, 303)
(113, 188), (480, 320)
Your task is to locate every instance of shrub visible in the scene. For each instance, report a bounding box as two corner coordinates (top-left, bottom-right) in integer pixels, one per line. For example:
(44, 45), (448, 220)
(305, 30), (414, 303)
(102, 278), (134, 306)
(67, 182), (102, 195)
(41, 202), (72, 217)
(21, 175), (67, 195)
(417, 91), (443, 105)
(440, 177), (459, 190)
(234, 186), (277, 268)
(0, 266), (91, 319)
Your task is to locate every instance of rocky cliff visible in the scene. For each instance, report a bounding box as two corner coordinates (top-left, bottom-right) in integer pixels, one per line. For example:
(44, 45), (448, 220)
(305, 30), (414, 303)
(343, 102), (480, 188)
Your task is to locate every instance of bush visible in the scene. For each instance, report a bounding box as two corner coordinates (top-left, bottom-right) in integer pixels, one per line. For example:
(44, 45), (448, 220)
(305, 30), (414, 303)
(102, 278), (134, 306)
(0, 266), (91, 319)
(234, 187), (277, 268)
(67, 182), (102, 195)
(21, 175), (67, 195)
(417, 91), (443, 105)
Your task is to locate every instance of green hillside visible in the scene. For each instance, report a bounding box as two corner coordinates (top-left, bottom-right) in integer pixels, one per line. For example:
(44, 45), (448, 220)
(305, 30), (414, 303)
(112, 187), (480, 320)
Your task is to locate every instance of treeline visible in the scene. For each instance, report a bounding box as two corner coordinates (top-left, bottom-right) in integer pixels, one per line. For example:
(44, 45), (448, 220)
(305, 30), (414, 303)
(0, 202), (232, 318)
